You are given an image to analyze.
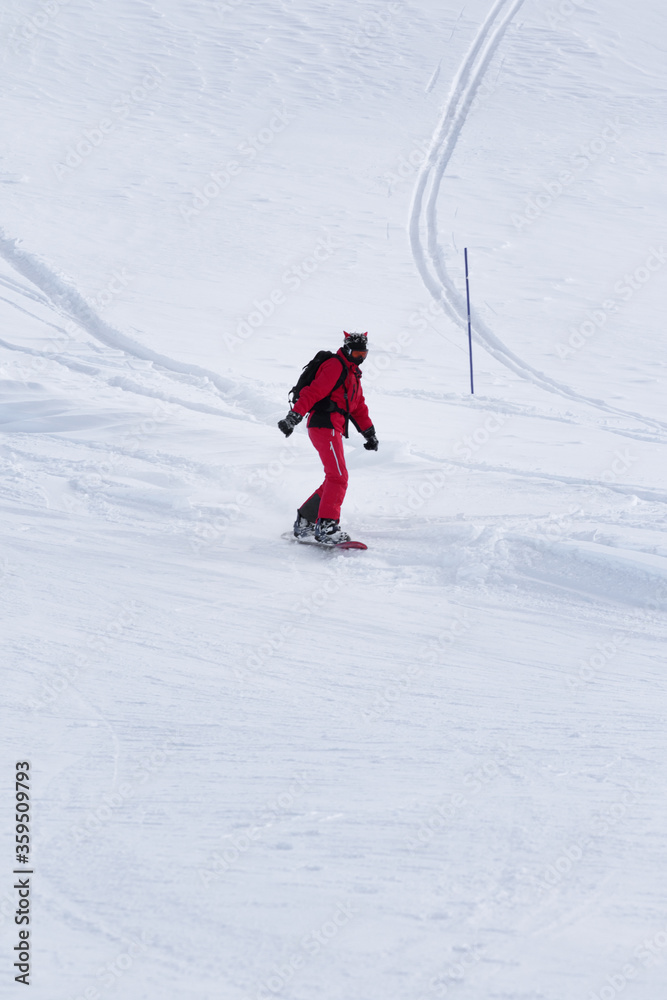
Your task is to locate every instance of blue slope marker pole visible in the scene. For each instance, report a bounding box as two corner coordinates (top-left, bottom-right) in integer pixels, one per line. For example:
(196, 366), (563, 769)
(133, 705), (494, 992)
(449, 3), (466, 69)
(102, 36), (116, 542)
(464, 247), (474, 394)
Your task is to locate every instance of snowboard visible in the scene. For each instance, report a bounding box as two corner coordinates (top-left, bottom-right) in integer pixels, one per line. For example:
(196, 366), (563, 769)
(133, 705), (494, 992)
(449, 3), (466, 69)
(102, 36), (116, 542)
(282, 532), (367, 551)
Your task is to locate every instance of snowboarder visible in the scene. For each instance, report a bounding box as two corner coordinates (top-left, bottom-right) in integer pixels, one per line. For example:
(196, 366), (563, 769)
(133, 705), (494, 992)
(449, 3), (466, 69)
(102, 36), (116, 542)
(277, 331), (379, 545)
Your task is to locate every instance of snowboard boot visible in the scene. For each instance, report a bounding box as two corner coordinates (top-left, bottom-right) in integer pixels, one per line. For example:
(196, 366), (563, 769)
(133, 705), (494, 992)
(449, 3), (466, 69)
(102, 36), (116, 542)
(293, 512), (316, 539)
(314, 517), (350, 546)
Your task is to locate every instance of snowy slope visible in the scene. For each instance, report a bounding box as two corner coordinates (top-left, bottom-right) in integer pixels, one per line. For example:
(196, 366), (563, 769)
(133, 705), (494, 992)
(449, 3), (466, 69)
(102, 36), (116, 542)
(2, 1), (667, 998)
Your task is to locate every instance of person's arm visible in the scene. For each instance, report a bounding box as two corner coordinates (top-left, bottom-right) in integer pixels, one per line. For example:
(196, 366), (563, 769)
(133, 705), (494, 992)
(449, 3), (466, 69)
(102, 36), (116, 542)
(349, 387), (378, 449)
(349, 384), (373, 434)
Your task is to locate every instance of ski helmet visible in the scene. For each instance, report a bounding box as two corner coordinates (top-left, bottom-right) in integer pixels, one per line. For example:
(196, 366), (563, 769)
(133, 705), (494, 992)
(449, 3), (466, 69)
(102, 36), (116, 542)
(343, 331), (368, 364)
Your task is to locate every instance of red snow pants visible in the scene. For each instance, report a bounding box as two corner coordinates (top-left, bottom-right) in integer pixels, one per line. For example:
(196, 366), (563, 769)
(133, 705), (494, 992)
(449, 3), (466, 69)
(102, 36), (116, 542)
(300, 427), (348, 522)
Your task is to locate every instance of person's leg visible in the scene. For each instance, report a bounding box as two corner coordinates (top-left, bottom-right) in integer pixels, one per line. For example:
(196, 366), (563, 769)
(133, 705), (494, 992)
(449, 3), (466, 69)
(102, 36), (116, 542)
(297, 489), (322, 523)
(308, 427), (348, 520)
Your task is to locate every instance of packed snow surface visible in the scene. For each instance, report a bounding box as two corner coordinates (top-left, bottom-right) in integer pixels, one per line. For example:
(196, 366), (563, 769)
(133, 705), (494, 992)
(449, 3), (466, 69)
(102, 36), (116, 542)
(2, 0), (667, 997)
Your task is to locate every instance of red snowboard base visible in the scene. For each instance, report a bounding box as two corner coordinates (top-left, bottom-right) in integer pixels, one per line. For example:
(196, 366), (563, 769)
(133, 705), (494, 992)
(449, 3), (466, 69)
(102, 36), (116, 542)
(282, 532), (367, 551)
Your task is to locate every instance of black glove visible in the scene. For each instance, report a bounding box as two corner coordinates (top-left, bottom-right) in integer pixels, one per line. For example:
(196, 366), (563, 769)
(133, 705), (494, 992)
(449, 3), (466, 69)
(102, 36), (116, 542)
(278, 410), (303, 437)
(362, 427), (379, 451)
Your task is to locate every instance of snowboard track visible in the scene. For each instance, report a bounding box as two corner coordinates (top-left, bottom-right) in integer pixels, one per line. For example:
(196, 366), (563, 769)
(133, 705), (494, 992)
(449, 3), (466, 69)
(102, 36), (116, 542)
(0, 230), (276, 424)
(377, 384), (667, 446)
(409, 0), (667, 439)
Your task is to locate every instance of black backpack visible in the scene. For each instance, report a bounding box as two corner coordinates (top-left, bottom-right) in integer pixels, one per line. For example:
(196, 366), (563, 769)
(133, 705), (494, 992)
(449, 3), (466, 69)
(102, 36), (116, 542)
(289, 350), (347, 408)
(288, 350), (352, 435)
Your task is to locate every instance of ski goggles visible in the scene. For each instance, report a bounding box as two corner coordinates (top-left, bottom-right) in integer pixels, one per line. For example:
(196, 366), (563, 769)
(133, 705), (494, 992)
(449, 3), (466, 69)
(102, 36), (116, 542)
(349, 349), (368, 362)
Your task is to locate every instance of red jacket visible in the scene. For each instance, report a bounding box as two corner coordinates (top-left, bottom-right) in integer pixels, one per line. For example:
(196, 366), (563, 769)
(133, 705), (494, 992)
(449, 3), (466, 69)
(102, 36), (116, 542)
(292, 349), (373, 437)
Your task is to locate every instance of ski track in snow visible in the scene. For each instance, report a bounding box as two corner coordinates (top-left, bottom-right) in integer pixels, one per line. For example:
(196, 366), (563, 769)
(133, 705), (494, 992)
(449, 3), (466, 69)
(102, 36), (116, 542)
(377, 385), (667, 446)
(0, 230), (278, 425)
(408, 0), (667, 440)
(0, 333), (251, 421)
(411, 446), (667, 506)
